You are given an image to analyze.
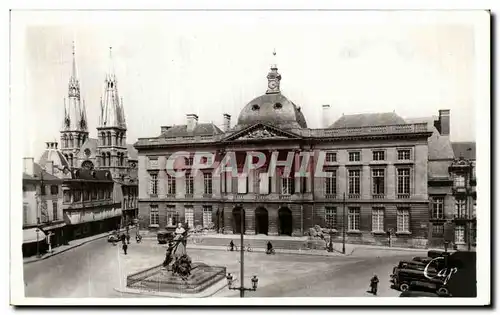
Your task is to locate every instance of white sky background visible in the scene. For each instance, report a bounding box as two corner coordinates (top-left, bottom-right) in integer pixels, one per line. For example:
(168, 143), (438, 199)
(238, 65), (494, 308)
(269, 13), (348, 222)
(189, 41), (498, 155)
(17, 10), (477, 159)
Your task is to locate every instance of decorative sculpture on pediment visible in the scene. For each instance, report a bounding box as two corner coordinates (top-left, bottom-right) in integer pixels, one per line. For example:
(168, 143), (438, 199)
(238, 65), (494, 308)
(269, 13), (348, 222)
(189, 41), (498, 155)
(239, 127), (284, 140)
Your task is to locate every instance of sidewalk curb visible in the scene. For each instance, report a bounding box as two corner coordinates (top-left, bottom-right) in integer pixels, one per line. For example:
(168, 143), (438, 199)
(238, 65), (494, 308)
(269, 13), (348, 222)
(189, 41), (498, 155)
(24, 228), (127, 265)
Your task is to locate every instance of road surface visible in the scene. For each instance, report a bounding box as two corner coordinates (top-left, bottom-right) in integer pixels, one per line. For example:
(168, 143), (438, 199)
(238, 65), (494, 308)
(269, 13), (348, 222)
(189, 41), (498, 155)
(24, 238), (417, 298)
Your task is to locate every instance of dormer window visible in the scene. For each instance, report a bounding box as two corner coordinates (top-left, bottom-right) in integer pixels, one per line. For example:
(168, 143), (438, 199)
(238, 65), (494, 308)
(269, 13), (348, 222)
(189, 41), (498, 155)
(274, 103), (283, 109)
(252, 104), (260, 111)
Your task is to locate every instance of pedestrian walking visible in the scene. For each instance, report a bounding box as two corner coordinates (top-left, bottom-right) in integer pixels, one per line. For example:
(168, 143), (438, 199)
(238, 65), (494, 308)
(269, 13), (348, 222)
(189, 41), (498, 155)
(370, 275), (379, 295)
(122, 243), (128, 255)
(126, 233), (131, 244)
(229, 240), (235, 251)
(120, 233), (126, 244)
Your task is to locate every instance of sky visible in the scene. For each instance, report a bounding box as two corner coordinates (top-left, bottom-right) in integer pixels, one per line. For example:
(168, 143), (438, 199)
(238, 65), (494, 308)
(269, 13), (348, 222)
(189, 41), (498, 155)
(14, 10), (481, 160)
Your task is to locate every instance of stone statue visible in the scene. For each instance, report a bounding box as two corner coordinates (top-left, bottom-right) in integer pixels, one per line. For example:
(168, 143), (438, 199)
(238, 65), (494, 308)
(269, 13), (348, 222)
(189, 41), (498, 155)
(162, 242), (175, 269)
(173, 223), (187, 258)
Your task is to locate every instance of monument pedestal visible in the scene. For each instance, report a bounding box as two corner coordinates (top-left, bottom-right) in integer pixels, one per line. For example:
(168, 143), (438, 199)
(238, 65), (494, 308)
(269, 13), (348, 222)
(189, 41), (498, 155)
(124, 262), (227, 296)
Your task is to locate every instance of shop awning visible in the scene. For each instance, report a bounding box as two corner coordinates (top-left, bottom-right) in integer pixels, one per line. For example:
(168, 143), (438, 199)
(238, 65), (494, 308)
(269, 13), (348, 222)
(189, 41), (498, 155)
(23, 228), (46, 244)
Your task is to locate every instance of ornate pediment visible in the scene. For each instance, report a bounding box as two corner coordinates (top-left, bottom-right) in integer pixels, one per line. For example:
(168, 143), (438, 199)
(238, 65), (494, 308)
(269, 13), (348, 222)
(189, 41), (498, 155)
(223, 123), (302, 142)
(238, 127), (287, 140)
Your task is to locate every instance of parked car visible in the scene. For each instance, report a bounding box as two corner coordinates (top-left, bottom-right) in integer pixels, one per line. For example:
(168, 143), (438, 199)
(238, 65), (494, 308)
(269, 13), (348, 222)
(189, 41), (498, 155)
(107, 232), (120, 243)
(157, 231), (174, 244)
(390, 260), (449, 295)
(412, 256), (433, 264)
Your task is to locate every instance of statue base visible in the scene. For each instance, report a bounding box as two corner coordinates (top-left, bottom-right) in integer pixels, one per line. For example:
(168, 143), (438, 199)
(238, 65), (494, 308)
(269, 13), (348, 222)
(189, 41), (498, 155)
(122, 262), (227, 297)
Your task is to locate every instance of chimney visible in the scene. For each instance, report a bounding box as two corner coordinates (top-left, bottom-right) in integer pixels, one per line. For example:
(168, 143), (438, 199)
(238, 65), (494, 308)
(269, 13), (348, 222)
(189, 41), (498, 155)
(23, 157), (34, 176)
(322, 104), (331, 128)
(438, 109), (450, 136)
(186, 114), (199, 132)
(161, 125), (172, 134)
(44, 161), (54, 175)
(223, 113), (231, 132)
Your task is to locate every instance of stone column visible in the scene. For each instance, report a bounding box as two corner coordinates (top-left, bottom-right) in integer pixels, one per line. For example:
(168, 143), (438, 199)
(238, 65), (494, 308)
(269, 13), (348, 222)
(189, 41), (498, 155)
(294, 150), (301, 194)
(245, 207), (255, 235)
(268, 207), (279, 236)
(306, 150), (313, 193)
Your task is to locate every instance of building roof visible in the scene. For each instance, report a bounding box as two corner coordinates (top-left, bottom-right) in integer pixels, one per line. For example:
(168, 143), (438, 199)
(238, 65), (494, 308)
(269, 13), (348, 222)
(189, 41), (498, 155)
(406, 116), (455, 160)
(69, 168), (113, 182)
(329, 112), (406, 128)
(38, 144), (70, 169)
(126, 144), (138, 160)
(160, 123), (223, 138)
(237, 93), (308, 129)
(23, 162), (61, 182)
(452, 142), (476, 160)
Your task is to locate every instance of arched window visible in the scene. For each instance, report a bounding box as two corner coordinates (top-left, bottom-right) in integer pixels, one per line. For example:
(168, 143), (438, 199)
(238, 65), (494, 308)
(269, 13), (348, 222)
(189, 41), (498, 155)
(69, 135), (74, 148)
(101, 132), (106, 146)
(107, 132), (112, 147)
(115, 133), (119, 147)
(61, 135), (67, 148)
(76, 135), (80, 147)
(120, 153), (124, 166)
(107, 152), (111, 167)
(101, 153), (106, 166)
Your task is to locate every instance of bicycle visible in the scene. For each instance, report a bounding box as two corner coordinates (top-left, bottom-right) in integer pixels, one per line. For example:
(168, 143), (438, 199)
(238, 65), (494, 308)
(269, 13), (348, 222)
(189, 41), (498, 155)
(227, 244), (252, 252)
(227, 244), (238, 251)
(266, 248), (276, 255)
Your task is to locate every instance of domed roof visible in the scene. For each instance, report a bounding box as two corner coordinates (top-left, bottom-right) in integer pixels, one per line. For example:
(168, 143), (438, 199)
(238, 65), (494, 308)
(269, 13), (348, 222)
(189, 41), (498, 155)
(330, 112), (406, 129)
(38, 142), (70, 169)
(237, 93), (307, 129)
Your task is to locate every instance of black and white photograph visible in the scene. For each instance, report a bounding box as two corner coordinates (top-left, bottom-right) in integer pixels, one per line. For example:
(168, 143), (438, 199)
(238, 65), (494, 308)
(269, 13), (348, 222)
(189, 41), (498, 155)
(8, 7), (490, 306)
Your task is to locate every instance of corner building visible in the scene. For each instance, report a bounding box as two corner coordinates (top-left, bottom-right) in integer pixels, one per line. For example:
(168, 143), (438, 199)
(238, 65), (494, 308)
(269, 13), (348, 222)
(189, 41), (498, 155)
(135, 61), (434, 248)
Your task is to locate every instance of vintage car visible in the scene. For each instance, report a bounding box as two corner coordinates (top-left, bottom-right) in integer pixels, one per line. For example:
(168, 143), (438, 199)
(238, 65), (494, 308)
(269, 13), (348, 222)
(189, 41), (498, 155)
(107, 232), (120, 243)
(157, 231), (174, 244)
(390, 260), (450, 295)
(412, 256), (433, 264)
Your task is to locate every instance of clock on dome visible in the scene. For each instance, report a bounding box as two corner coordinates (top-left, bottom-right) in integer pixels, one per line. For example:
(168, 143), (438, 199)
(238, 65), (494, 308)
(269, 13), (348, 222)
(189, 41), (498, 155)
(268, 81), (277, 89)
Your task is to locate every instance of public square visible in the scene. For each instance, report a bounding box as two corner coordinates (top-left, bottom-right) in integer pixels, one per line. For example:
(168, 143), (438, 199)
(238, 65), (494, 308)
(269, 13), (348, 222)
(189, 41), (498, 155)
(23, 237), (426, 298)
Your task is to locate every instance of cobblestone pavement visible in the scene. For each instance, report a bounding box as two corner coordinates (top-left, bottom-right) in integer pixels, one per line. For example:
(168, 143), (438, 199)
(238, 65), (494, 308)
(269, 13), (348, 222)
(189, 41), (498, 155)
(24, 237), (418, 298)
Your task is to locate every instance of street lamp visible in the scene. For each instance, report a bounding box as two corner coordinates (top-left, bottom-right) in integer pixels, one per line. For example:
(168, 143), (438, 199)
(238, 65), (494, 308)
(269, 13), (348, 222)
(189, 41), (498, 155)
(226, 273), (259, 296)
(35, 228), (41, 258)
(226, 208), (259, 297)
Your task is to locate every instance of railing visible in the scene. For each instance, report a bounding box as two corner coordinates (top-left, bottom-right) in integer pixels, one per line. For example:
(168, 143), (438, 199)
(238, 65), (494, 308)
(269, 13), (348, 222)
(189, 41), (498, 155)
(397, 194), (410, 199)
(279, 194), (291, 200)
(234, 194), (245, 200)
(372, 194), (385, 199)
(454, 213), (469, 220)
(348, 193), (360, 199)
(203, 193), (213, 199)
(166, 193), (176, 198)
(325, 194), (337, 199)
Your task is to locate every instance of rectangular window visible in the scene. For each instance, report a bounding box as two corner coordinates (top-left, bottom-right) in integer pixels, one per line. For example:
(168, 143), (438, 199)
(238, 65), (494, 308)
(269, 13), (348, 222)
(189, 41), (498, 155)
(348, 169), (361, 196)
(281, 177), (294, 195)
(63, 190), (71, 203)
(397, 168), (411, 197)
(185, 156), (194, 166)
(348, 207), (360, 231)
(98, 188), (104, 200)
(397, 149), (411, 160)
(326, 152), (337, 163)
(372, 169), (385, 196)
(23, 203), (29, 225)
(50, 185), (59, 195)
(325, 170), (337, 196)
(150, 173), (158, 195)
(91, 189), (97, 200)
(348, 152), (361, 162)
(185, 173), (194, 195)
(397, 208), (410, 232)
(202, 205), (213, 227)
(204, 173), (213, 194)
(455, 199), (466, 217)
(83, 189), (90, 201)
(237, 175), (248, 194)
(432, 224), (444, 237)
(40, 185), (46, 195)
(372, 207), (384, 231)
(372, 150), (385, 161)
(149, 205), (159, 225)
(454, 175), (465, 187)
(166, 205), (178, 227)
(167, 175), (176, 195)
(185, 206), (194, 228)
(325, 207), (337, 229)
(432, 197), (445, 219)
(52, 201), (58, 221)
(455, 225), (465, 243)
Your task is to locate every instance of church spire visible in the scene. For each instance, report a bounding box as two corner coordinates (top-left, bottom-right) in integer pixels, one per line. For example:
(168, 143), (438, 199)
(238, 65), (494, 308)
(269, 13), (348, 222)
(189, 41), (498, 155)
(62, 41), (87, 132)
(99, 46), (125, 129)
(266, 48), (281, 94)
